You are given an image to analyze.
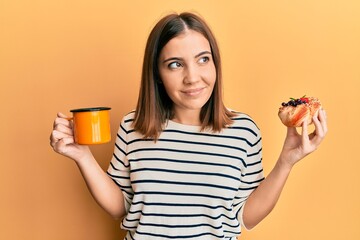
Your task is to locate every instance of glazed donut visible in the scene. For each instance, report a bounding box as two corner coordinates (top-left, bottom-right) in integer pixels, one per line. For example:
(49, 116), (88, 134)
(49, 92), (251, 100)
(278, 96), (322, 127)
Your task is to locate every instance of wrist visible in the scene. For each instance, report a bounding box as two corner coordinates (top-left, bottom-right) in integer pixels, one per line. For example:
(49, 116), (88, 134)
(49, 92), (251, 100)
(276, 156), (294, 174)
(73, 147), (94, 165)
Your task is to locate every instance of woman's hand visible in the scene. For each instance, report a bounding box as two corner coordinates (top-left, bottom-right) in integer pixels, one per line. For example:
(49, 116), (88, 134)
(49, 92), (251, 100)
(50, 112), (92, 162)
(50, 113), (126, 218)
(279, 109), (328, 169)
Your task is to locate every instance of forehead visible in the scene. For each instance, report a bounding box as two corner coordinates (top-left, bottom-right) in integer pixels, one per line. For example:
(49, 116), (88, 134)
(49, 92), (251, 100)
(160, 30), (211, 58)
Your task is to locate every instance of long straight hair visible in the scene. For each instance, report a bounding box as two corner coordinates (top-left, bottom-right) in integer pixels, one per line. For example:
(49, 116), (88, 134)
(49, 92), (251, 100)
(133, 12), (235, 140)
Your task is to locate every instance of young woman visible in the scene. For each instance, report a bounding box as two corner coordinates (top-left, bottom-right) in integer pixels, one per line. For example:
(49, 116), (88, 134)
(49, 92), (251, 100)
(50, 12), (327, 239)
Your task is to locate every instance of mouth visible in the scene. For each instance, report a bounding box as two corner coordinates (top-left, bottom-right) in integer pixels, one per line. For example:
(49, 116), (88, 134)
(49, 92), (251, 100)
(181, 87), (205, 96)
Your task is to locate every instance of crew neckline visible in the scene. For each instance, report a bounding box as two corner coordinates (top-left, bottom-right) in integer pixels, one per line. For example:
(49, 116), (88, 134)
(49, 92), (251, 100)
(166, 119), (202, 131)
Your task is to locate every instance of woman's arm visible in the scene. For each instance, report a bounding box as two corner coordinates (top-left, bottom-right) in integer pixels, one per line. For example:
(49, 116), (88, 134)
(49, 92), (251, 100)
(242, 109), (327, 229)
(50, 113), (126, 219)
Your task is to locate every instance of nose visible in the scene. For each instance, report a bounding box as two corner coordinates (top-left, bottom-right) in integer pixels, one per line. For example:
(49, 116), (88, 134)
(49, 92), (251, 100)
(183, 64), (199, 84)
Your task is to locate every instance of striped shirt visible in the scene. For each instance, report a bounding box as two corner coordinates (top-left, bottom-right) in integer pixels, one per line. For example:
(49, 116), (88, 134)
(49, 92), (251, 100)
(107, 111), (264, 239)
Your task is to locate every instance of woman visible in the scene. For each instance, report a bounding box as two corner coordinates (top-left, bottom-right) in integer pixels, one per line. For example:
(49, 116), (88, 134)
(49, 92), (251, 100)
(50, 12), (327, 239)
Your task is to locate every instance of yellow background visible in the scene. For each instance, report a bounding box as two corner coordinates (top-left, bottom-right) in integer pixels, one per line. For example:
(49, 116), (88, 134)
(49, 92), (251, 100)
(1, 0), (359, 239)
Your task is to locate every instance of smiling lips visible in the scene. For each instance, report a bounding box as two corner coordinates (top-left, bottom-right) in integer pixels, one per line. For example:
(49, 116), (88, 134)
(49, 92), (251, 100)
(181, 87), (205, 96)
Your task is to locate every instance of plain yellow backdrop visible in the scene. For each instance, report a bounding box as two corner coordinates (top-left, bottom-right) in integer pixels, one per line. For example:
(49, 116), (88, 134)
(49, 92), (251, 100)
(1, 0), (359, 239)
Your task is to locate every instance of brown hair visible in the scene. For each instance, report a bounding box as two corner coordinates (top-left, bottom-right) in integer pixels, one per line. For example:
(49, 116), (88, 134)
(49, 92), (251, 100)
(133, 12), (235, 139)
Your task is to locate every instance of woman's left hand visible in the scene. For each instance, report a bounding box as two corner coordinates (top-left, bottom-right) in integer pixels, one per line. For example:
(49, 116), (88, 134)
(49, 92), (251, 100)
(279, 109), (328, 169)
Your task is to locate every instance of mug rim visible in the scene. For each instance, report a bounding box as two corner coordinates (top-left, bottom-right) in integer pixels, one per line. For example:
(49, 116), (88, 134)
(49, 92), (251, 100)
(70, 107), (111, 113)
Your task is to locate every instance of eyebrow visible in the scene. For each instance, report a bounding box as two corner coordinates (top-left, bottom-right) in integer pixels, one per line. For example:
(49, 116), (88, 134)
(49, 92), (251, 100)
(162, 50), (212, 63)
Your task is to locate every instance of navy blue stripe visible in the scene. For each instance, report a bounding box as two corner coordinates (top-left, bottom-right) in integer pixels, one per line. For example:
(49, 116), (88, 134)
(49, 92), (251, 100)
(116, 132), (128, 145)
(222, 221), (241, 228)
(163, 129), (256, 146)
(247, 148), (262, 157)
(129, 232), (135, 240)
(127, 210), (236, 221)
(226, 126), (257, 137)
(106, 171), (130, 180)
(134, 191), (233, 201)
(232, 116), (258, 128)
(127, 138), (247, 154)
(247, 158), (262, 167)
(232, 201), (244, 209)
(122, 114), (260, 145)
(129, 157), (241, 172)
(238, 185), (259, 191)
(244, 169), (263, 176)
(108, 180), (132, 189)
(108, 178), (133, 195)
(235, 205), (245, 220)
(138, 221), (222, 229)
(125, 198), (132, 207)
(112, 153), (129, 167)
(125, 230), (135, 240)
(120, 126), (259, 147)
(114, 142), (127, 156)
(122, 222), (223, 230)
(223, 229), (241, 235)
(122, 221), (240, 233)
(130, 219), (240, 229)
(121, 189), (134, 197)
(124, 118), (134, 123)
(135, 230), (224, 239)
(240, 177), (265, 185)
(128, 148), (247, 167)
(252, 137), (261, 147)
(130, 168), (240, 181)
(131, 201), (232, 211)
(131, 179), (238, 192)
(109, 161), (130, 171)
(122, 128), (258, 147)
(233, 195), (247, 201)
(138, 220), (239, 230)
(109, 161), (119, 170)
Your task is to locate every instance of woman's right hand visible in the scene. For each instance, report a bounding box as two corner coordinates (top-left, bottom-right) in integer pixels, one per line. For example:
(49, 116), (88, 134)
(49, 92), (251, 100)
(50, 112), (92, 162)
(50, 112), (126, 218)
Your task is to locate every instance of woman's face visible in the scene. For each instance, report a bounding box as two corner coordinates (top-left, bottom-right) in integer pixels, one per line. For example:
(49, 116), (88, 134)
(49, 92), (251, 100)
(158, 30), (216, 122)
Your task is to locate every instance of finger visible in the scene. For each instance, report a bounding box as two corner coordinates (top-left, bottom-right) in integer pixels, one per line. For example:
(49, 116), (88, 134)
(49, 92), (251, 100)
(301, 118), (309, 141)
(53, 121), (73, 136)
(313, 110), (323, 135)
(59, 136), (75, 145)
(53, 137), (75, 154)
(318, 109), (328, 134)
(53, 112), (72, 128)
(50, 129), (74, 147)
(311, 111), (325, 145)
(57, 112), (69, 118)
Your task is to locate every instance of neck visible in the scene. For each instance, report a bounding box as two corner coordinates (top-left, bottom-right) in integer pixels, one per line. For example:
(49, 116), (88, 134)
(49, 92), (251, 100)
(171, 109), (201, 126)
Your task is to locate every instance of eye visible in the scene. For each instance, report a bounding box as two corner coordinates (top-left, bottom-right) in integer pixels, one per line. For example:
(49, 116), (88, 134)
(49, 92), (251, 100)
(168, 61), (182, 69)
(198, 56), (210, 64)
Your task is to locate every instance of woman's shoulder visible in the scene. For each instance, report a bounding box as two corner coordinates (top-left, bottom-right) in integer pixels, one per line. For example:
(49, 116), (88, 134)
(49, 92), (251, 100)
(119, 110), (136, 129)
(123, 110), (136, 121)
(228, 109), (260, 130)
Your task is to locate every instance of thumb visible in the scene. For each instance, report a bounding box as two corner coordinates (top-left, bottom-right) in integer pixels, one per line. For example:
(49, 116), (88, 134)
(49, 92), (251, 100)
(286, 126), (298, 137)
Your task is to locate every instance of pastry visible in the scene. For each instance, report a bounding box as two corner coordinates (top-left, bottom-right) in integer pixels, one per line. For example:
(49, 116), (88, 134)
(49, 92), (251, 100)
(278, 96), (322, 127)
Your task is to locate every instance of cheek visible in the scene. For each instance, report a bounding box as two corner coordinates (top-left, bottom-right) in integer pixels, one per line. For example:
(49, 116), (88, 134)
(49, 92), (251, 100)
(205, 66), (217, 87)
(161, 80), (178, 99)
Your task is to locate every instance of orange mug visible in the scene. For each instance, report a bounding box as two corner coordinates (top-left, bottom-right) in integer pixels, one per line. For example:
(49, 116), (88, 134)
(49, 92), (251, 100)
(70, 107), (111, 145)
